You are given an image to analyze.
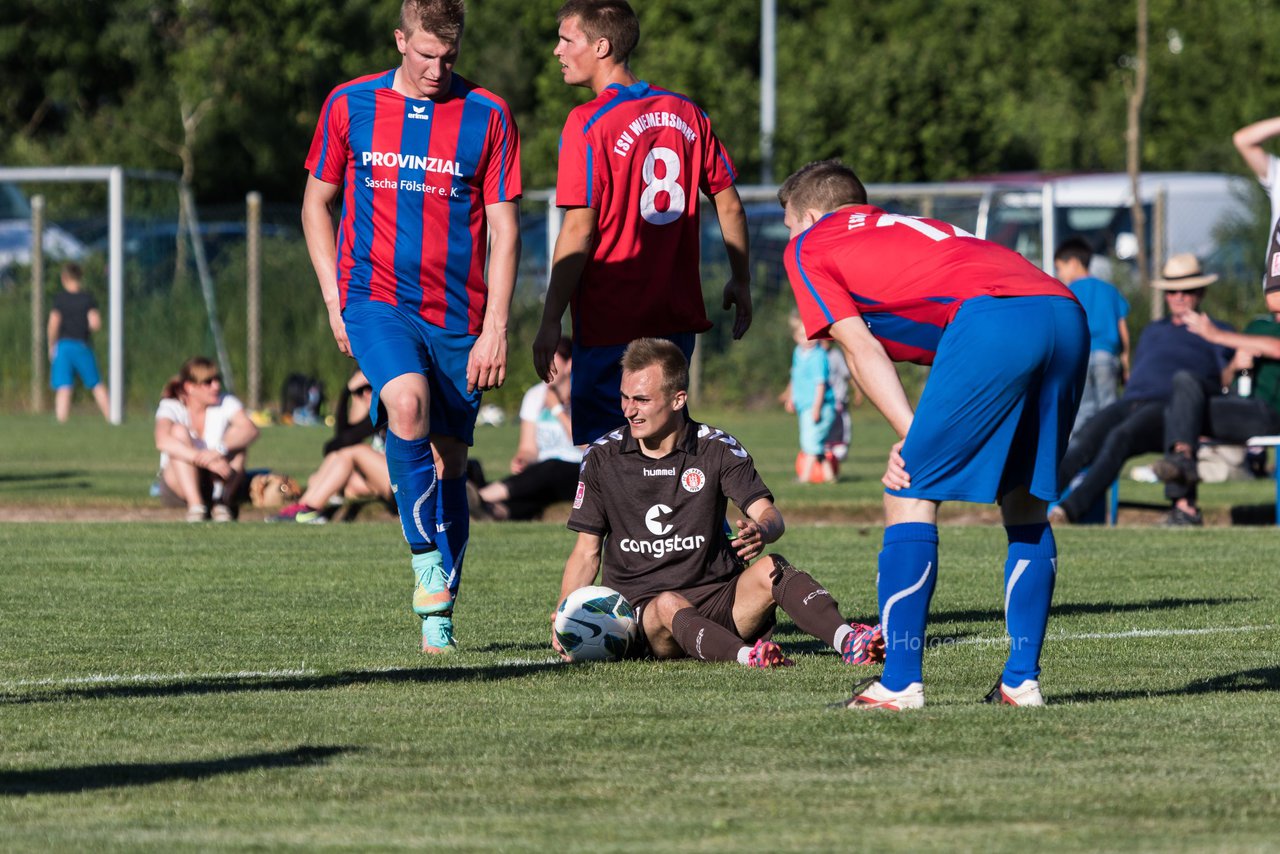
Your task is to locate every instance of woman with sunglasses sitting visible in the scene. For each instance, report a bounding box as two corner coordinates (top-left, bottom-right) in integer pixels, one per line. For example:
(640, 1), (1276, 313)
(267, 370), (391, 524)
(154, 356), (260, 522)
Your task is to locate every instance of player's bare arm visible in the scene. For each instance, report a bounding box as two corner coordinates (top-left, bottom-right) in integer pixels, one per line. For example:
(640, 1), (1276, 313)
(712, 186), (752, 340)
(467, 200), (520, 394)
(828, 316), (915, 490)
(1233, 117), (1280, 180)
(46, 310), (60, 360)
(534, 206), (598, 382)
(735, 497), (784, 563)
(552, 530), (604, 658)
(301, 174), (350, 356)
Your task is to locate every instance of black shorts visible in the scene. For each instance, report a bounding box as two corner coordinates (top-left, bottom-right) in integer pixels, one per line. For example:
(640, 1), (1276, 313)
(629, 576), (776, 659)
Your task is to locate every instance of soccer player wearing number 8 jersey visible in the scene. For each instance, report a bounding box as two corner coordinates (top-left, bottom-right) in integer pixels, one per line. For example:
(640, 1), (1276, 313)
(779, 160), (1089, 710)
(302, 0), (522, 655)
(533, 0), (753, 445)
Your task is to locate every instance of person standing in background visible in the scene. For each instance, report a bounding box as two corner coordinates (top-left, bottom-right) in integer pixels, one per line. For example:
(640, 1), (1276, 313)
(48, 262), (110, 423)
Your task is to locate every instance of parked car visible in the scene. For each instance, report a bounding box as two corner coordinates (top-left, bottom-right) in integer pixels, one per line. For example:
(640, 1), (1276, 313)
(0, 182), (87, 287)
(87, 220), (299, 291)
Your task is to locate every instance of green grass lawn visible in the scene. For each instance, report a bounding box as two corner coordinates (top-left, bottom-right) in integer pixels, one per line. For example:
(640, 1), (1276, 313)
(1, 522), (1278, 850)
(2, 412), (1279, 850)
(1, 407), (1275, 523)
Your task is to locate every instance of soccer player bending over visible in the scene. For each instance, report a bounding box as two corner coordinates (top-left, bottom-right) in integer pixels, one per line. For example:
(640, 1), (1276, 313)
(301, 0), (522, 654)
(779, 161), (1089, 709)
(552, 338), (883, 668)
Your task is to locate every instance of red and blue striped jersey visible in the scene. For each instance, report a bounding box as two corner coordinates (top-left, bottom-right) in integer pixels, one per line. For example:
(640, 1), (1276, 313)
(785, 206), (1075, 365)
(306, 70), (521, 334)
(557, 81), (736, 347)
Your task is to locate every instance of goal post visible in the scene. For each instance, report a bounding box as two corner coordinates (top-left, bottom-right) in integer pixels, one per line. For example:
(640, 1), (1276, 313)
(0, 165), (178, 424)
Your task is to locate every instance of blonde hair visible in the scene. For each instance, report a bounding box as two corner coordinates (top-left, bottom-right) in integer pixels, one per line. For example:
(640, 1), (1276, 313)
(400, 0), (465, 42)
(621, 338), (688, 395)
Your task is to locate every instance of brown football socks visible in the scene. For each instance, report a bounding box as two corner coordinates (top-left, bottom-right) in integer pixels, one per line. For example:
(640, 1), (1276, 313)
(670, 607), (748, 662)
(769, 555), (847, 650)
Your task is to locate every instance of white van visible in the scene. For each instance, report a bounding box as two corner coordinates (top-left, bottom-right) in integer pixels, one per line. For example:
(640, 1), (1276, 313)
(862, 172), (1257, 276)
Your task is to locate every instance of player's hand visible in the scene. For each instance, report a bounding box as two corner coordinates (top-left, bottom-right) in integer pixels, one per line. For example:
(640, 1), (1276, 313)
(531, 320), (562, 383)
(734, 518), (765, 562)
(467, 328), (507, 394)
(722, 278), (753, 340)
(550, 610), (571, 661)
(326, 304), (352, 357)
(882, 440), (911, 491)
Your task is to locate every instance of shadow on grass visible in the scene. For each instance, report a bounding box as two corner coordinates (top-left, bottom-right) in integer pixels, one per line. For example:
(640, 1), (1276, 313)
(0, 662), (563, 706)
(0, 470), (90, 491)
(931, 596), (1253, 626)
(1056, 666), (1280, 704)
(0, 745), (353, 796)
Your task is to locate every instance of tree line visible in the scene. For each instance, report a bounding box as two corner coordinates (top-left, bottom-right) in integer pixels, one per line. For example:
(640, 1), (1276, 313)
(4, 0), (1280, 205)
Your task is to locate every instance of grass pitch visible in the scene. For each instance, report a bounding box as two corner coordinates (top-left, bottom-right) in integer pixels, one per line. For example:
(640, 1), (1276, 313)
(2, 521), (1278, 851)
(2, 411), (1279, 850)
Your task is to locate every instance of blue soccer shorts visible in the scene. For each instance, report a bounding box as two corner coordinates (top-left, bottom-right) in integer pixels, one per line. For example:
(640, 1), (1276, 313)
(570, 332), (696, 445)
(50, 340), (102, 390)
(342, 301), (481, 445)
(893, 295), (1088, 504)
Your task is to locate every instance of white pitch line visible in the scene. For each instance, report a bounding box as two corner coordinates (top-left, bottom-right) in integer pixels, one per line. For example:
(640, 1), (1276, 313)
(1, 667), (315, 691)
(947, 624), (1276, 647)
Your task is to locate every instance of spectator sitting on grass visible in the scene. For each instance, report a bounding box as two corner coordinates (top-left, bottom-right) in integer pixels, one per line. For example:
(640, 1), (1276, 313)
(469, 337), (583, 521)
(269, 370), (391, 524)
(154, 356), (260, 522)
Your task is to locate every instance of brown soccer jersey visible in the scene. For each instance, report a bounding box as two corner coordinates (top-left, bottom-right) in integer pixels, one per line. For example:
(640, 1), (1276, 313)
(567, 415), (773, 607)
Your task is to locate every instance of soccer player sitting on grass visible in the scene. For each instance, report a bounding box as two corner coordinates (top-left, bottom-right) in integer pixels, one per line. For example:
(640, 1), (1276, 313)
(551, 338), (884, 668)
(779, 160), (1089, 709)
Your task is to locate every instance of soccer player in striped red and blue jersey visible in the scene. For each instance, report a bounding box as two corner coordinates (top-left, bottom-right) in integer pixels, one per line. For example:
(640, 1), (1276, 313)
(302, 0), (521, 655)
(779, 160), (1089, 710)
(532, 0), (753, 445)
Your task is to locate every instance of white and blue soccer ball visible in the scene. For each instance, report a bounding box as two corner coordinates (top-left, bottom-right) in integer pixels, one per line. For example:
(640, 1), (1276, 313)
(554, 585), (637, 662)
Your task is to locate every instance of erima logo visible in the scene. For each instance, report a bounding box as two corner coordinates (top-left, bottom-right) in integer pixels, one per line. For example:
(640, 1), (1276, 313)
(361, 151), (460, 175)
(643, 466), (676, 477)
(407, 105), (430, 121)
(645, 504), (674, 536)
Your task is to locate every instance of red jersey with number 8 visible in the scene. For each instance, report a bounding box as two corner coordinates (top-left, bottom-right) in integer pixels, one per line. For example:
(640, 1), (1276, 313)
(557, 81), (737, 347)
(785, 205), (1076, 364)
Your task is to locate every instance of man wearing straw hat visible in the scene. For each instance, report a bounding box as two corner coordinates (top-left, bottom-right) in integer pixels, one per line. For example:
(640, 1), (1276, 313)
(1051, 253), (1234, 527)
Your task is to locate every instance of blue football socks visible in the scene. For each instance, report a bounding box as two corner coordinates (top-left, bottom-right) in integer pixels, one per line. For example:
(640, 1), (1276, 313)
(385, 431), (437, 554)
(435, 474), (469, 598)
(878, 522), (939, 691)
(1002, 522), (1057, 686)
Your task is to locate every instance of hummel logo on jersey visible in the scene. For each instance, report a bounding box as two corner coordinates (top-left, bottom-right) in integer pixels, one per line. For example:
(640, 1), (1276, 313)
(643, 466), (676, 477)
(407, 105), (430, 121)
(361, 150), (460, 175)
(645, 504), (674, 536)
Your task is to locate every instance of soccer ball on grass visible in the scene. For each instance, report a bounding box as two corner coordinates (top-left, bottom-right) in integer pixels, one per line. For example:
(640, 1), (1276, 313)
(554, 585), (638, 662)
